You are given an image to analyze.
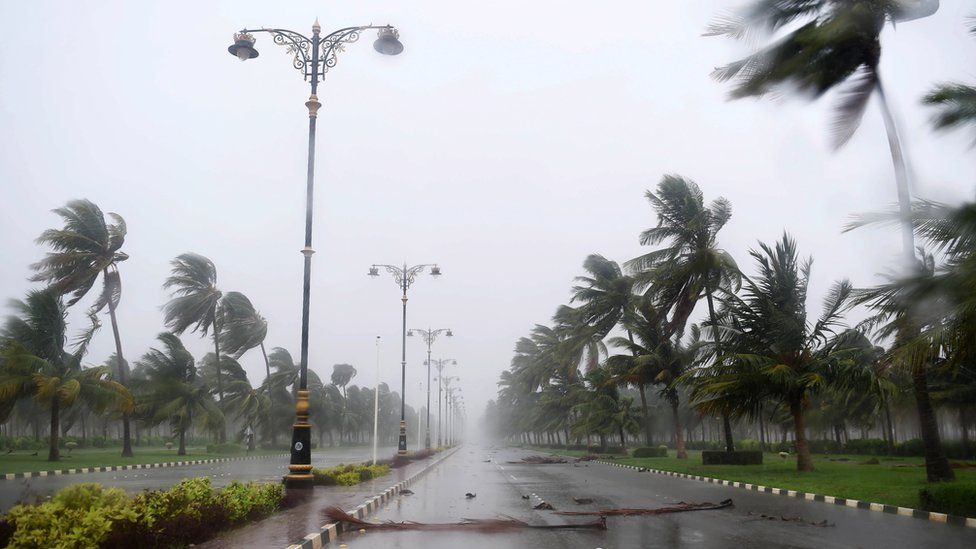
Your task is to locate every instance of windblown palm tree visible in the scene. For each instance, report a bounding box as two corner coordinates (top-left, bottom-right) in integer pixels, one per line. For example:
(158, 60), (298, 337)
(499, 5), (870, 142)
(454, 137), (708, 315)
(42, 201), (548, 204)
(218, 292), (271, 381)
(0, 290), (130, 460)
(626, 175), (739, 451)
(224, 378), (270, 451)
(135, 333), (223, 455)
(707, 0), (939, 265)
(163, 253), (225, 399)
(29, 199), (135, 457)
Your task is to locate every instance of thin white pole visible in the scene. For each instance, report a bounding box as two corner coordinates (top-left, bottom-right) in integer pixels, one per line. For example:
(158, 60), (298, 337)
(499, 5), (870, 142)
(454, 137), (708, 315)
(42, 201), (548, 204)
(372, 336), (380, 465)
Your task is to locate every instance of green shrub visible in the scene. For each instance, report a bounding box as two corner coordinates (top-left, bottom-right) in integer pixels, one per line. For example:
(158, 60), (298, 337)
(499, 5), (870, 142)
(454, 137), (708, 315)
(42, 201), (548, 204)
(919, 484), (976, 518)
(633, 446), (668, 458)
(701, 450), (763, 465)
(6, 483), (138, 548)
(312, 463), (390, 486)
(335, 471), (362, 486)
(219, 481), (284, 522)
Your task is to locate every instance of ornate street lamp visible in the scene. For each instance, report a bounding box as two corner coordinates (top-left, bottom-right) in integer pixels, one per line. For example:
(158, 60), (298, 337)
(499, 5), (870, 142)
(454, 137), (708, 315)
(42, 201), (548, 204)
(408, 328), (453, 449)
(228, 19), (402, 490)
(369, 264), (441, 454)
(430, 360), (457, 447)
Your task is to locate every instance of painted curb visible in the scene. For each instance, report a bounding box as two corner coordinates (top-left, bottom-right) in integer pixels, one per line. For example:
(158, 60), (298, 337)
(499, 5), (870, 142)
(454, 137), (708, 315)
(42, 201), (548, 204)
(594, 459), (976, 529)
(286, 447), (461, 549)
(1, 453), (289, 481)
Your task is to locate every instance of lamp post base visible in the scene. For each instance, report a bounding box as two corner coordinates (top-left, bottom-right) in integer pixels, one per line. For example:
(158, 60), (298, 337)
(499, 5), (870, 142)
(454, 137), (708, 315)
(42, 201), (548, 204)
(284, 389), (314, 489)
(397, 421), (407, 455)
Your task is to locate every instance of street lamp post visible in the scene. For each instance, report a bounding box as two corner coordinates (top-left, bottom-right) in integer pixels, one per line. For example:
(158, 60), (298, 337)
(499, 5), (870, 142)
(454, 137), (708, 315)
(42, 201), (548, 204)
(430, 359), (456, 447)
(228, 19), (403, 490)
(441, 376), (457, 446)
(369, 264), (441, 454)
(372, 335), (380, 466)
(408, 328), (453, 450)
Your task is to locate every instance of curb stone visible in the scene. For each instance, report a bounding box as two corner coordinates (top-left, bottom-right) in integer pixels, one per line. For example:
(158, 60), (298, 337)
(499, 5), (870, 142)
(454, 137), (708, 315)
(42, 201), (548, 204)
(1, 453), (289, 481)
(594, 459), (976, 529)
(287, 447), (461, 549)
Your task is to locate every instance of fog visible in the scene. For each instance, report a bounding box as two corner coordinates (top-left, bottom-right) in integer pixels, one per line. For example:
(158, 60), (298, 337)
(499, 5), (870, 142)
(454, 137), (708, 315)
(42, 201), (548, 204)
(2, 0), (975, 428)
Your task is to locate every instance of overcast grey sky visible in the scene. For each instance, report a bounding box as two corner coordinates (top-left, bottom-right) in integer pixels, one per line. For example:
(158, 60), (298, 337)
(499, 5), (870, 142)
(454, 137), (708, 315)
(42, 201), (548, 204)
(2, 1), (975, 426)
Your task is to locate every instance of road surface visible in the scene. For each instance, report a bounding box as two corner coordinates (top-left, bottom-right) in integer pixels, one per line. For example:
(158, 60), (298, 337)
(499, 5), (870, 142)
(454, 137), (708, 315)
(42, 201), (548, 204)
(336, 445), (976, 549)
(0, 446), (394, 512)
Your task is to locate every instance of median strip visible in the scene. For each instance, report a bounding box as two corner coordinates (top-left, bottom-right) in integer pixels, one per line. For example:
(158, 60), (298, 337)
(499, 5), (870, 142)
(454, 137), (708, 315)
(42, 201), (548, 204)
(595, 460), (976, 529)
(1, 453), (288, 481)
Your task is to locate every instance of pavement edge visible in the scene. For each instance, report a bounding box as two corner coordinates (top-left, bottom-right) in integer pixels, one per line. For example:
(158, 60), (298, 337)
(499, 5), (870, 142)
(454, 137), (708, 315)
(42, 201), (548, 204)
(1, 452), (289, 481)
(286, 447), (461, 549)
(593, 459), (976, 529)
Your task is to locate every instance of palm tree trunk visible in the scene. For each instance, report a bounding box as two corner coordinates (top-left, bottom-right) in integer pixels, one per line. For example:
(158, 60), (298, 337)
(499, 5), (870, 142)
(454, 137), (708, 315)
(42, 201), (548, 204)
(618, 426), (626, 449)
(637, 383), (653, 446)
(911, 368), (954, 481)
(961, 407), (972, 460)
(105, 288), (133, 458)
(48, 397), (60, 461)
(211, 322), (226, 444)
(178, 426), (187, 456)
(876, 78), (954, 481)
(670, 397), (687, 459)
(705, 288), (735, 453)
(789, 398), (813, 472)
(260, 342), (271, 382)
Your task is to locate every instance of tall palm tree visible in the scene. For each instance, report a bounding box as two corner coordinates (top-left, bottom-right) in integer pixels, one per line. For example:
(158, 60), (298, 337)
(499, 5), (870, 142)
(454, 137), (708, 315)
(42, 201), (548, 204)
(331, 364), (357, 444)
(224, 378), (270, 451)
(162, 253), (225, 400)
(29, 199), (135, 457)
(136, 333), (223, 455)
(626, 175), (739, 451)
(218, 292), (271, 381)
(0, 291), (129, 461)
(923, 15), (976, 144)
(708, 234), (853, 471)
(707, 0), (939, 266)
(571, 255), (655, 443)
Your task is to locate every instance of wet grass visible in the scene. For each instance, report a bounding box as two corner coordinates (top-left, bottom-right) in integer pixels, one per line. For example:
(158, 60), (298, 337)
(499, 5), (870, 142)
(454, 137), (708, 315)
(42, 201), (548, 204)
(527, 446), (976, 510)
(0, 446), (282, 474)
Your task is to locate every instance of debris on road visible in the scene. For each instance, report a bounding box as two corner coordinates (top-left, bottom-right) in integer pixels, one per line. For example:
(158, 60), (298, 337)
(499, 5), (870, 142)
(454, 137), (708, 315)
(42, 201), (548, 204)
(323, 506), (607, 532)
(534, 501), (555, 510)
(747, 512), (835, 527)
(554, 499), (733, 517)
(465, 493), (477, 499)
(400, 489), (414, 495)
(572, 497), (593, 505)
(521, 495), (530, 500)
(508, 455), (568, 464)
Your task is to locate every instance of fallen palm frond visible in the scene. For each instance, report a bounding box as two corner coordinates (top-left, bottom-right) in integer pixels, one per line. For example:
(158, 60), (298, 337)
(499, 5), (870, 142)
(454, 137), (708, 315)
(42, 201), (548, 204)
(507, 455), (568, 464)
(553, 499), (733, 517)
(323, 506), (606, 531)
(746, 512), (834, 527)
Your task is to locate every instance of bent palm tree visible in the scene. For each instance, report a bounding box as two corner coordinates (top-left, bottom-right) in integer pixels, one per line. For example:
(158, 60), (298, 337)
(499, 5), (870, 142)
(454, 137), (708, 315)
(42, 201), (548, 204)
(163, 253), (225, 399)
(924, 16), (976, 144)
(0, 291), (130, 461)
(30, 199), (135, 457)
(219, 292), (271, 381)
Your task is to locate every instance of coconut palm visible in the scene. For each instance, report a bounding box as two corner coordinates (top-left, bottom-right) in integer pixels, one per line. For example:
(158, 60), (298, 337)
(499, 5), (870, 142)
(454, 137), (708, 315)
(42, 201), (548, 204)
(135, 333), (223, 455)
(331, 364), (357, 443)
(29, 199), (135, 457)
(0, 290), (129, 460)
(923, 16), (976, 144)
(224, 378), (270, 451)
(626, 175), (739, 451)
(218, 292), (271, 381)
(707, 0), (938, 266)
(707, 234), (853, 471)
(162, 253), (225, 399)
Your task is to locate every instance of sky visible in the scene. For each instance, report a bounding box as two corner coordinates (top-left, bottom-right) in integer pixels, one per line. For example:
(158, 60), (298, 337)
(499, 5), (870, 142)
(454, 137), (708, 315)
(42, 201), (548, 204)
(1, 1), (975, 431)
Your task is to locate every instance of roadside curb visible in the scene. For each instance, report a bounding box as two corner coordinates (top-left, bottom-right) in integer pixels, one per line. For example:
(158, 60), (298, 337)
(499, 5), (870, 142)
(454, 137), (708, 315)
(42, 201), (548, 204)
(595, 459), (976, 529)
(1, 452), (289, 481)
(287, 447), (461, 549)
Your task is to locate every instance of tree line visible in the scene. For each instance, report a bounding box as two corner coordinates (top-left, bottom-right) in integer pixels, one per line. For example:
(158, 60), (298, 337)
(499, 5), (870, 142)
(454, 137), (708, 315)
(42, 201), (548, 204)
(0, 201), (417, 460)
(486, 2), (976, 484)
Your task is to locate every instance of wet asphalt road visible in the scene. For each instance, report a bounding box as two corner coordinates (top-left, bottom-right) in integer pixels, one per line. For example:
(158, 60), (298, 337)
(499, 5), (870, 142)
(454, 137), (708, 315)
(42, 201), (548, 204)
(0, 446), (395, 512)
(337, 446), (976, 549)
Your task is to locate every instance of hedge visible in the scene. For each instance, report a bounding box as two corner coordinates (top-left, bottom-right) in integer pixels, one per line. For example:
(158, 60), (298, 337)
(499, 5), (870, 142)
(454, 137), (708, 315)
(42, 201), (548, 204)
(919, 483), (976, 518)
(632, 446), (668, 458)
(701, 450), (764, 465)
(0, 478), (283, 548)
(312, 463), (390, 486)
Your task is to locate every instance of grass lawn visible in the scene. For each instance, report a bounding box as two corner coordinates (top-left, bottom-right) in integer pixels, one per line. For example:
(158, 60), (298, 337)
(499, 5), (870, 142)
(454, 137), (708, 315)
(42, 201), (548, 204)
(526, 447), (976, 510)
(0, 446), (282, 475)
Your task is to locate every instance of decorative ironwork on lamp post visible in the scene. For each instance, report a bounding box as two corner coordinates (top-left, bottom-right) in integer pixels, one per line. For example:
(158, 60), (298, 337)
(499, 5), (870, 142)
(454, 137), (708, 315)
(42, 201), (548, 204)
(228, 19), (403, 489)
(369, 264), (441, 454)
(408, 328), (453, 450)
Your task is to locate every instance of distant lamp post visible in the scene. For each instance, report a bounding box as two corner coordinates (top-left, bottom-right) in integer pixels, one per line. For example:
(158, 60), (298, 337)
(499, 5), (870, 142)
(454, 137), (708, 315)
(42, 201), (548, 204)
(228, 18), (402, 490)
(408, 328), (453, 450)
(369, 264), (441, 455)
(372, 335), (381, 466)
(430, 360), (457, 447)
